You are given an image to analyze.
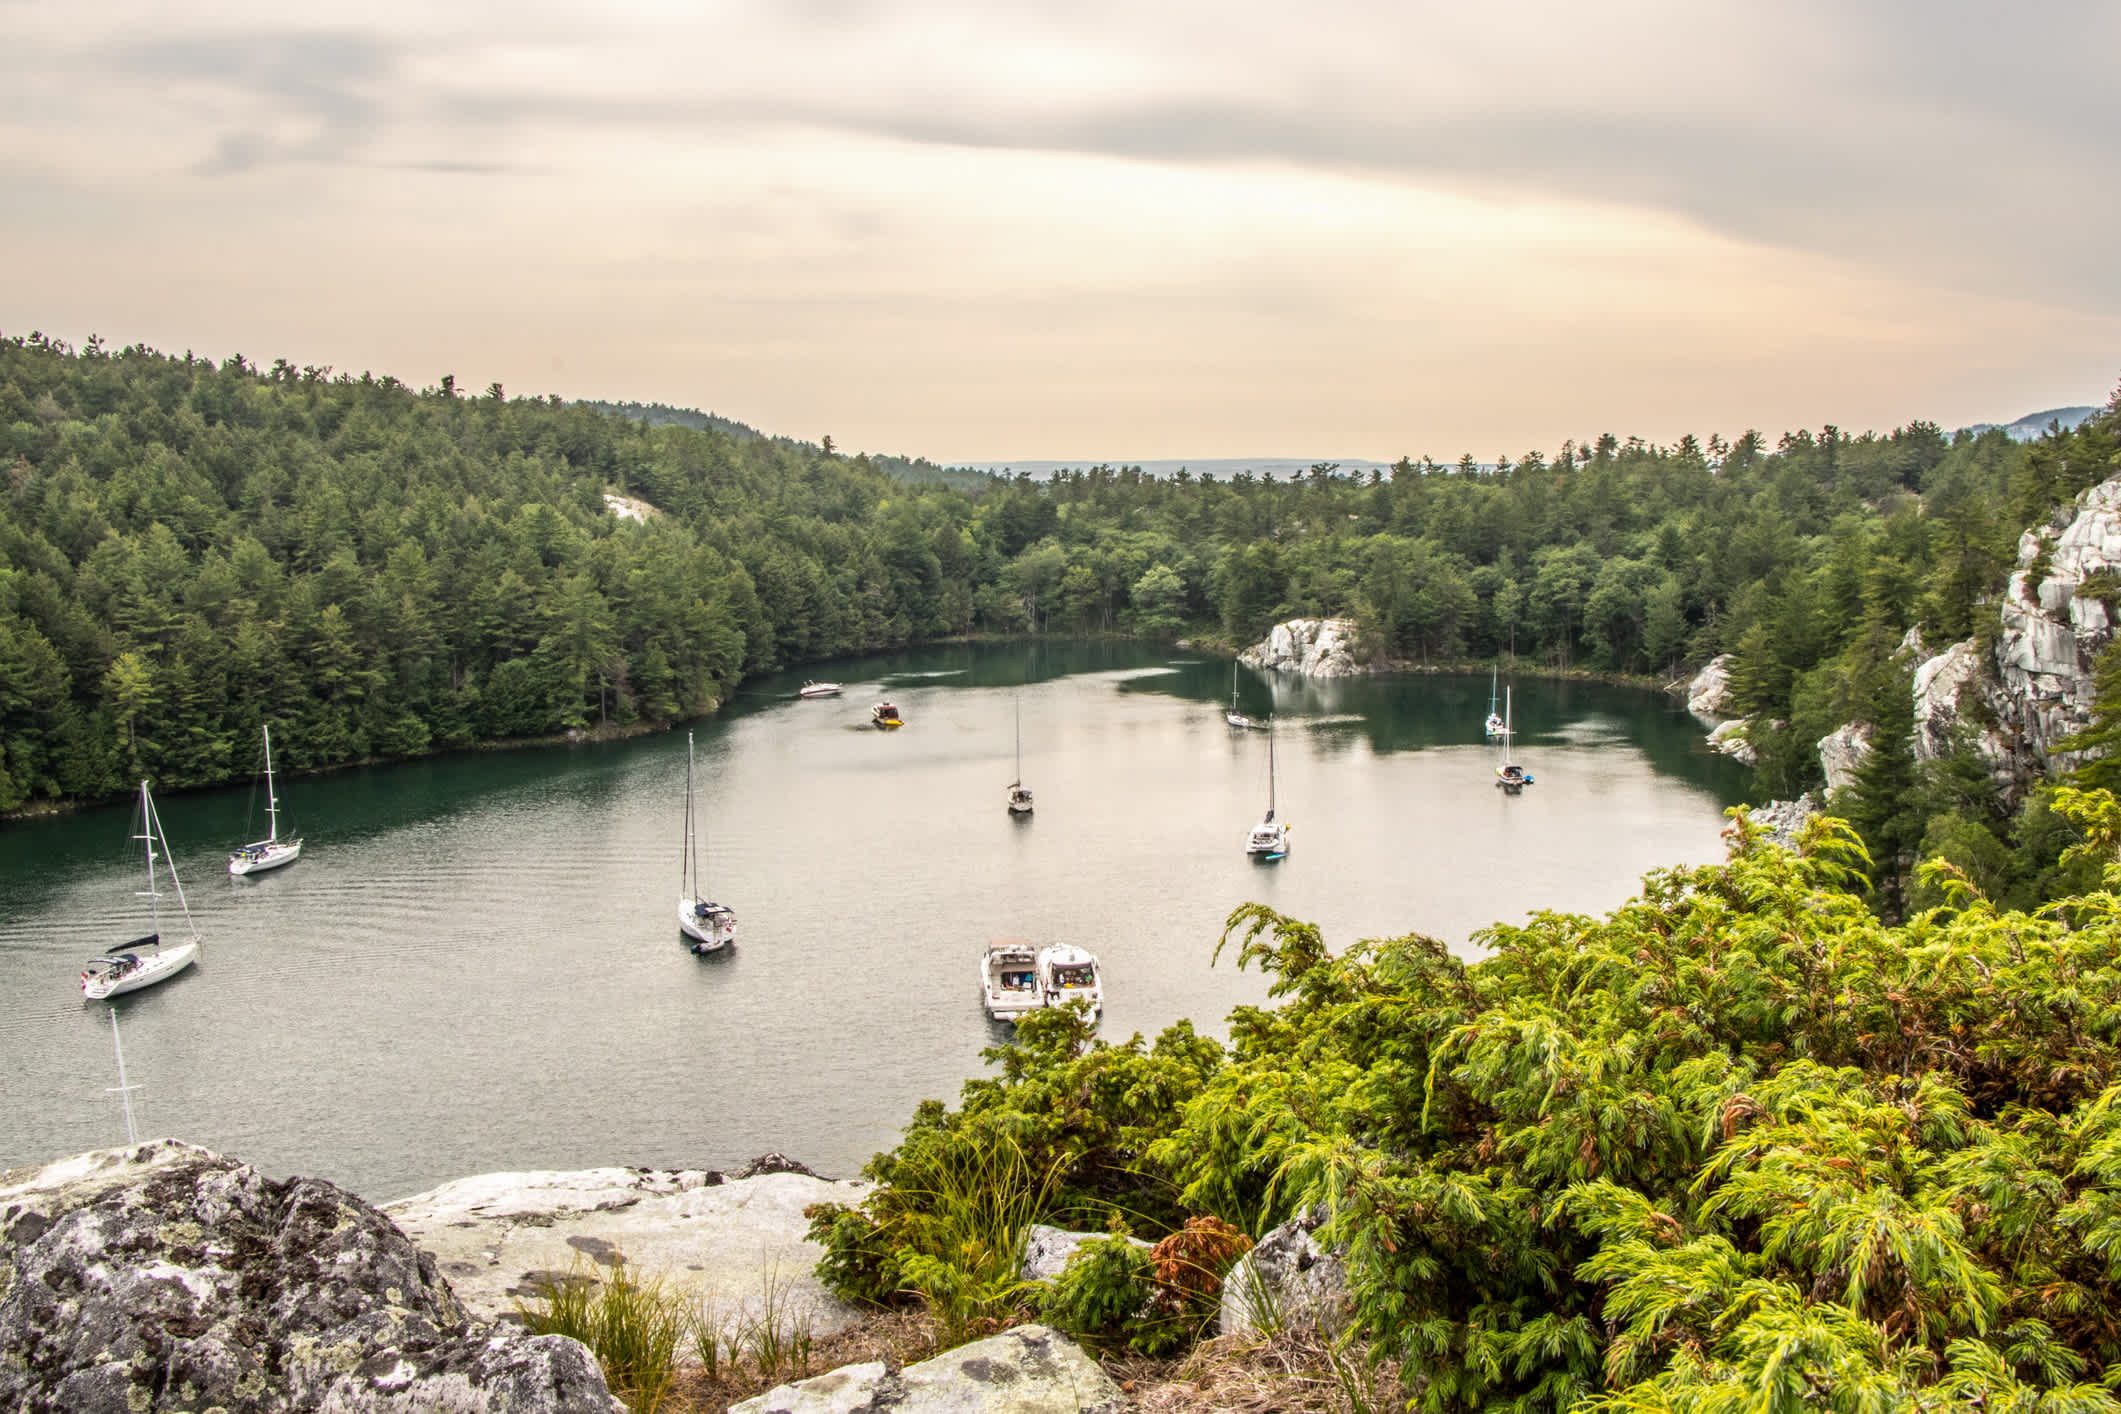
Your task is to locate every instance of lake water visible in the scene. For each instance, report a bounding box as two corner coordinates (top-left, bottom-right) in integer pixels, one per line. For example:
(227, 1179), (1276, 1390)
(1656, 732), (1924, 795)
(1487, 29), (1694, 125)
(0, 642), (1750, 1199)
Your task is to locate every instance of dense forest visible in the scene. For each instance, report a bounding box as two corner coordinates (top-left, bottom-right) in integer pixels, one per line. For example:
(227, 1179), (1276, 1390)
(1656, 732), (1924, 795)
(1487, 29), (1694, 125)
(2, 331), (2117, 917)
(809, 797), (2121, 1411)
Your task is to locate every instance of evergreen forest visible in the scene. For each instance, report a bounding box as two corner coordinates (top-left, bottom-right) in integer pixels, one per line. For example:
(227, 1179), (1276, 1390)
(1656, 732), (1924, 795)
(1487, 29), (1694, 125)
(2, 331), (2118, 916)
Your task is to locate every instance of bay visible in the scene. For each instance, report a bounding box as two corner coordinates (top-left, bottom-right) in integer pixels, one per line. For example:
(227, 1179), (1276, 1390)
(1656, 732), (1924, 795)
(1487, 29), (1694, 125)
(0, 641), (1750, 1199)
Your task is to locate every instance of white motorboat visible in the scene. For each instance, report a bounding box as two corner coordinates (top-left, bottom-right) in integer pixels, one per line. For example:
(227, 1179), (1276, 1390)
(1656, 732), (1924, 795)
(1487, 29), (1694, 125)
(83, 781), (201, 1001)
(799, 681), (843, 699)
(1244, 716), (1291, 859)
(1495, 686), (1535, 792)
(980, 938), (1043, 1022)
(1006, 694), (1034, 815)
(1226, 660), (1261, 730)
(1036, 943), (1103, 1021)
(872, 701), (903, 728)
(229, 723), (302, 876)
(678, 731), (737, 954)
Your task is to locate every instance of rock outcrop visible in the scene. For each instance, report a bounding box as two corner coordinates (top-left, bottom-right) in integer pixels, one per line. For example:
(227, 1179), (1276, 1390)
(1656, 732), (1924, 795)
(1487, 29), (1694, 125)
(385, 1164), (871, 1338)
(1218, 1207), (1348, 1341)
(0, 1141), (619, 1413)
(1686, 654), (1738, 720)
(1742, 795), (1820, 850)
(1240, 619), (1366, 678)
(1019, 1224), (1151, 1282)
(732, 1324), (1123, 1414)
(1986, 479), (2121, 775)
(1706, 718), (1757, 765)
(1818, 723), (1873, 792)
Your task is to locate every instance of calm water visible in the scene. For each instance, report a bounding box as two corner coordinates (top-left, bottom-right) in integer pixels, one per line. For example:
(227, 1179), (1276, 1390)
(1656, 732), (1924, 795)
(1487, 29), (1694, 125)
(0, 643), (1749, 1199)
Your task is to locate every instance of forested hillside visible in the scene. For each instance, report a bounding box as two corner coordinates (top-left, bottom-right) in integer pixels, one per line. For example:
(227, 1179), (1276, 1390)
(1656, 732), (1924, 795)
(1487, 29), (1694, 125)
(1, 329), (2113, 845)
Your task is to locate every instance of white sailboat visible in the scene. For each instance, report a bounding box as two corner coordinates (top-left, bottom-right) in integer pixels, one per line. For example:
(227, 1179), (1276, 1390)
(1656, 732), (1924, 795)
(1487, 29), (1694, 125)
(1226, 660), (1261, 730)
(1244, 716), (1291, 859)
(1006, 694), (1034, 814)
(1495, 687), (1534, 791)
(228, 724), (302, 875)
(1483, 667), (1506, 739)
(82, 781), (201, 1000)
(678, 732), (737, 954)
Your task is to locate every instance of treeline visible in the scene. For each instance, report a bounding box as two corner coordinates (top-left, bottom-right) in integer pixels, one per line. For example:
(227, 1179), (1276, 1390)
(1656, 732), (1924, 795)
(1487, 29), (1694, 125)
(1, 328), (2113, 840)
(811, 800), (2121, 1410)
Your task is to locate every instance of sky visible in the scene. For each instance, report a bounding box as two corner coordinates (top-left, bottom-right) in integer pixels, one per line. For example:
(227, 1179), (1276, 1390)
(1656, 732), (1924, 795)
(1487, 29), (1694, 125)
(3, 1), (2117, 467)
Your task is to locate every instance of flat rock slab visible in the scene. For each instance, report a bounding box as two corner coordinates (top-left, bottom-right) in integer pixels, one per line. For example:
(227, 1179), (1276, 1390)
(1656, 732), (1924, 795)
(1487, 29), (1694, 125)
(386, 1166), (873, 1338)
(733, 1324), (1123, 1414)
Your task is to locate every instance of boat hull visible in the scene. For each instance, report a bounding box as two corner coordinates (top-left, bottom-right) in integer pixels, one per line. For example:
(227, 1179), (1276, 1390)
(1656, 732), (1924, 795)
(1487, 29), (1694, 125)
(799, 683), (842, 698)
(229, 839), (302, 876)
(82, 941), (199, 1000)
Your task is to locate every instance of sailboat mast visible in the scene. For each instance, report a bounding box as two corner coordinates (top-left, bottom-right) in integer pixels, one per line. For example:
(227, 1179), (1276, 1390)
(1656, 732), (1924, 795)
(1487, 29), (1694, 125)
(1014, 694), (1023, 784)
(136, 780), (162, 938)
(684, 732), (699, 895)
(1268, 718), (1277, 818)
(263, 724), (279, 845)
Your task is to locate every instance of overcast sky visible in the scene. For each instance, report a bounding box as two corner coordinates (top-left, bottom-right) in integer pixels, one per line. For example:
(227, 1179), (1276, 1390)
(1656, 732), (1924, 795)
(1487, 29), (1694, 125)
(4, 1), (2116, 465)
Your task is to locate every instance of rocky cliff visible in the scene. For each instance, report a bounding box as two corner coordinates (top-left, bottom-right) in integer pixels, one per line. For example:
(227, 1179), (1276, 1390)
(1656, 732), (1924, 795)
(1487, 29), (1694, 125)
(1240, 618), (1367, 677)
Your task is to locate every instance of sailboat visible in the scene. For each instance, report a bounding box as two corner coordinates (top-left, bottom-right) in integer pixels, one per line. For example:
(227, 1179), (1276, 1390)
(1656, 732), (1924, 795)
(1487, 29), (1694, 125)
(228, 724), (302, 875)
(1495, 687), (1534, 791)
(1006, 694), (1034, 814)
(82, 781), (201, 1000)
(1244, 717), (1291, 859)
(1483, 667), (1506, 739)
(678, 732), (737, 954)
(1226, 660), (1261, 730)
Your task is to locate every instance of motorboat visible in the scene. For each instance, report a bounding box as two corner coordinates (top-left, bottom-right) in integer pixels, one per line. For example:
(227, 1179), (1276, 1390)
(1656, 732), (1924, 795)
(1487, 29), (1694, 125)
(1495, 686), (1535, 792)
(229, 723), (302, 876)
(872, 701), (903, 729)
(83, 781), (201, 1001)
(1244, 717), (1291, 860)
(678, 731), (737, 954)
(1483, 667), (1507, 739)
(799, 681), (843, 699)
(980, 938), (1043, 1022)
(1006, 694), (1033, 815)
(1036, 943), (1103, 1021)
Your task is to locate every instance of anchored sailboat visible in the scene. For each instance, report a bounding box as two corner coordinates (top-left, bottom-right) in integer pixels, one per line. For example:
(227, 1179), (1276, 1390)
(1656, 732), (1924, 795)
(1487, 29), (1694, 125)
(1483, 667), (1506, 739)
(678, 732), (737, 954)
(1006, 694), (1034, 814)
(82, 781), (201, 1000)
(1495, 687), (1534, 792)
(1226, 660), (1261, 730)
(229, 724), (302, 875)
(1244, 717), (1291, 859)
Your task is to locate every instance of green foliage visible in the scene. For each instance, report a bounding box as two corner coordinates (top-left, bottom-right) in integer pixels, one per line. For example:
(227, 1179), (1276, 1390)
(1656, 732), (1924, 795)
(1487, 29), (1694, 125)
(841, 805), (2121, 1410)
(516, 1259), (685, 1414)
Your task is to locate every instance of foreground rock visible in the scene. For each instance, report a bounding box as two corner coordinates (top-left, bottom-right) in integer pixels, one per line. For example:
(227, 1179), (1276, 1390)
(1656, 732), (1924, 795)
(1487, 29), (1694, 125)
(0, 1141), (618, 1413)
(1240, 618), (1366, 678)
(386, 1163), (872, 1338)
(1018, 1223), (1151, 1282)
(732, 1324), (1122, 1414)
(1219, 1207), (1348, 1340)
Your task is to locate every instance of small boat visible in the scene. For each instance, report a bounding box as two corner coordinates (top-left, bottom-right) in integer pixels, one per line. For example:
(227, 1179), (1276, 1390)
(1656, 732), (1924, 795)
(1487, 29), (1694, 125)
(799, 681), (843, 699)
(229, 723), (302, 876)
(83, 781), (200, 1001)
(1483, 666), (1506, 739)
(872, 701), (903, 729)
(678, 732), (737, 954)
(1226, 660), (1261, 730)
(1036, 943), (1103, 1021)
(1006, 694), (1034, 815)
(1244, 717), (1291, 859)
(1495, 686), (1535, 792)
(980, 938), (1043, 1022)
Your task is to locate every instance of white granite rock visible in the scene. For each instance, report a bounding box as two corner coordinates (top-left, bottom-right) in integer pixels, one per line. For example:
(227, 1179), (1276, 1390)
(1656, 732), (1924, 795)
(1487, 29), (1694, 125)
(385, 1166), (872, 1339)
(1686, 654), (1738, 720)
(1239, 619), (1366, 678)
(1706, 718), (1756, 765)
(1743, 795), (1820, 850)
(1018, 1224), (1151, 1282)
(1818, 723), (1874, 792)
(732, 1324), (1123, 1414)
(1219, 1208), (1347, 1341)
(1987, 476), (2121, 777)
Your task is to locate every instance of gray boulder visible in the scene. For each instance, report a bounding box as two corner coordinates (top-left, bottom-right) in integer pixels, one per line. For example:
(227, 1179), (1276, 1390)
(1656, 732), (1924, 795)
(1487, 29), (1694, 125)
(0, 1140), (620, 1413)
(385, 1163), (871, 1339)
(1705, 718), (1756, 765)
(731, 1324), (1122, 1414)
(1218, 1208), (1348, 1340)
(1744, 795), (1820, 850)
(1817, 723), (1873, 792)
(1017, 1224), (1150, 1283)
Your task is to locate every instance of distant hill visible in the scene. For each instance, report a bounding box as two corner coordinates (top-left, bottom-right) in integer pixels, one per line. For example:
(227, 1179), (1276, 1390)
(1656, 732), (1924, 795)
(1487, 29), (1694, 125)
(1962, 406), (2102, 442)
(961, 456), (1398, 481)
(581, 400), (993, 490)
